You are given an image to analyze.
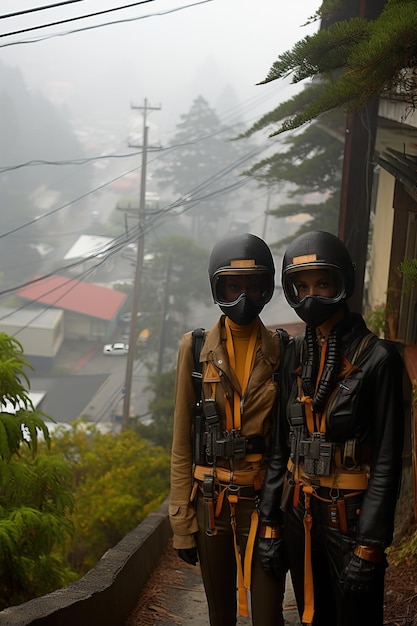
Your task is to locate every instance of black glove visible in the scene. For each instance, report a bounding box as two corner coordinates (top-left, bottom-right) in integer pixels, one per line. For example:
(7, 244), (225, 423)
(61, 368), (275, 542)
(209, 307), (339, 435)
(258, 537), (288, 580)
(341, 553), (378, 594)
(177, 547), (198, 566)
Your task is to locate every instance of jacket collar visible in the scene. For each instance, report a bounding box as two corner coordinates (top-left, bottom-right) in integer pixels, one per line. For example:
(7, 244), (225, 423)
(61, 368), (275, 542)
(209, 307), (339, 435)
(200, 315), (279, 367)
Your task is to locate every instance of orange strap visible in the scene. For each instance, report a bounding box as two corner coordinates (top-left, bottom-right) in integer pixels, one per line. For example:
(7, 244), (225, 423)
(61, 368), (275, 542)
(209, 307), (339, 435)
(301, 338), (328, 434)
(228, 498), (259, 618)
(243, 509), (259, 593)
(228, 495), (249, 618)
(302, 485), (314, 625)
(225, 319), (258, 431)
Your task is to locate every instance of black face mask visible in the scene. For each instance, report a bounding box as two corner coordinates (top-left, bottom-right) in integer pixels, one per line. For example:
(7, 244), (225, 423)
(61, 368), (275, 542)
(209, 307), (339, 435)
(219, 294), (263, 325)
(294, 296), (343, 327)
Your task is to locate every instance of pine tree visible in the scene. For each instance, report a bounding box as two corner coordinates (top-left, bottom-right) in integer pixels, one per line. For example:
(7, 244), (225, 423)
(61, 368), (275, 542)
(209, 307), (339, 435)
(242, 114), (344, 242)
(154, 96), (250, 244)
(243, 0), (417, 137)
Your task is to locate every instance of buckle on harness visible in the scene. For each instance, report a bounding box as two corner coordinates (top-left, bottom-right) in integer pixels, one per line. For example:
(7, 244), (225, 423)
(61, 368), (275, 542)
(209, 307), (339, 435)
(214, 434), (247, 460)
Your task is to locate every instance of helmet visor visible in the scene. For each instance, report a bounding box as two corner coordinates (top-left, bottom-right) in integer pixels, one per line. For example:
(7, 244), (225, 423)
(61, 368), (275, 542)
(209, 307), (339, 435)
(283, 267), (346, 308)
(212, 270), (273, 307)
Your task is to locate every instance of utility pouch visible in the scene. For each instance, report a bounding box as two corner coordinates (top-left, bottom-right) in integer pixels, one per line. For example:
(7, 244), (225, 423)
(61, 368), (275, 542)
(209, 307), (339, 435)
(203, 400), (222, 464)
(300, 433), (334, 476)
(337, 499), (349, 534)
(328, 503), (339, 529)
(327, 499), (349, 533)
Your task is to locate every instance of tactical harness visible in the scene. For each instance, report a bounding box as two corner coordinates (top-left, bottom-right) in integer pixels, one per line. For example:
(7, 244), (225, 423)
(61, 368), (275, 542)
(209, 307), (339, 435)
(190, 327), (286, 618)
(286, 331), (375, 626)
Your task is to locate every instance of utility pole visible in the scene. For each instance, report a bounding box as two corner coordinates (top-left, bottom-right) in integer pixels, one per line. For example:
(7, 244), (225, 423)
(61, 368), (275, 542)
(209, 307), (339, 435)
(122, 99), (160, 427)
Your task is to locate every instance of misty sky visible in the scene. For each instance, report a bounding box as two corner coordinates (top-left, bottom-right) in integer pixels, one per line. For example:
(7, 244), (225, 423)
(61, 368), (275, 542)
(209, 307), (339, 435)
(1, 0), (320, 146)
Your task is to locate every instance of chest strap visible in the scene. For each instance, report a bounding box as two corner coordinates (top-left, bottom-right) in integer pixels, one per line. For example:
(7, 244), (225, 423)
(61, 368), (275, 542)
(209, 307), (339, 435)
(287, 458), (369, 491)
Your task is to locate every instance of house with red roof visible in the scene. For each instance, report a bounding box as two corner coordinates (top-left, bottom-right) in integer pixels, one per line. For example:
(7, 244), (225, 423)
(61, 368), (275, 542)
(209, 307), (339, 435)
(16, 274), (127, 342)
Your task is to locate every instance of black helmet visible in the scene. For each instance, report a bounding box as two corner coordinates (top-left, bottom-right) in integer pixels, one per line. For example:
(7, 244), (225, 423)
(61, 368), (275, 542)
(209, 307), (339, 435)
(208, 233), (275, 325)
(281, 231), (355, 327)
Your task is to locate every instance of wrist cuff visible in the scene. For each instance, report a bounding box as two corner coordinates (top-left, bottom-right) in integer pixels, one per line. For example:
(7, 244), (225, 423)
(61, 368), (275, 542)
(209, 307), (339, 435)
(259, 524), (282, 539)
(354, 544), (383, 563)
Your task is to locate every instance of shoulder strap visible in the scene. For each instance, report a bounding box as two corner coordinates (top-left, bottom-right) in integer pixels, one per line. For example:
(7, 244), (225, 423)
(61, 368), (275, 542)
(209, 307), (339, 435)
(191, 328), (205, 397)
(276, 327), (290, 348)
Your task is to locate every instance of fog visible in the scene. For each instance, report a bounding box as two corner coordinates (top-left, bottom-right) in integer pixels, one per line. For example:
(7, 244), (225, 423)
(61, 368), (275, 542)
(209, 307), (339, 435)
(1, 0), (319, 143)
(0, 0), (319, 331)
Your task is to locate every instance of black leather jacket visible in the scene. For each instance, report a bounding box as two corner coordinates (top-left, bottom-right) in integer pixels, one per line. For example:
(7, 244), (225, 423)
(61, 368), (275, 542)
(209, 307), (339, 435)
(260, 313), (404, 548)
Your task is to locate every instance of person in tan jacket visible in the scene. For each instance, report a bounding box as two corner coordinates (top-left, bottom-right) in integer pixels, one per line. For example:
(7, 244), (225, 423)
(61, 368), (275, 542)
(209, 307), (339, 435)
(169, 233), (286, 626)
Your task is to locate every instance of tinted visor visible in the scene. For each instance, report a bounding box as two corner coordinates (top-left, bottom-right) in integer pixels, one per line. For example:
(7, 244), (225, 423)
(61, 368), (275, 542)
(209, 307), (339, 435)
(283, 267), (346, 308)
(212, 270), (273, 307)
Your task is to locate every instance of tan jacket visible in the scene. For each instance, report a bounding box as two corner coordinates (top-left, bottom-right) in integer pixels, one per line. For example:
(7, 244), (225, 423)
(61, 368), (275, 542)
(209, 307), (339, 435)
(169, 316), (281, 548)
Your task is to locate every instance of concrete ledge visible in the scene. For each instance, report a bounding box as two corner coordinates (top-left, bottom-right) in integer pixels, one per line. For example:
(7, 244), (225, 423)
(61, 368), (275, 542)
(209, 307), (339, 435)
(0, 499), (171, 626)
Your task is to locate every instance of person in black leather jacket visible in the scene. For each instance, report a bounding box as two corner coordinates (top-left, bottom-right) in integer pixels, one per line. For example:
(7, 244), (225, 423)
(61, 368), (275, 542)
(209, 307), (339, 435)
(257, 231), (404, 626)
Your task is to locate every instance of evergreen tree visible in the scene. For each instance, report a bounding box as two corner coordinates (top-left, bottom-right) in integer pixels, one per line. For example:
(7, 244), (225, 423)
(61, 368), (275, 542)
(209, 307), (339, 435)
(243, 114), (344, 242)
(120, 234), (211, 366)
(134, 369), (176, 450)
(0, 333), (75, 609)
(242, 0), (417, 137)
(154, 96), (250, 244)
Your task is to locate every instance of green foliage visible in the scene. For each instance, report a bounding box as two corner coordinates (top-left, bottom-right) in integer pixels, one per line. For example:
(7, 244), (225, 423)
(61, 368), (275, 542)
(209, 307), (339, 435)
(243, 0), (417, 137)
(241, 112), (343, 242)
(51, 422), (170, 574)
(365, 303), (387, 337)
(0, 332), (76, 609)
(0, 333), (51, 459)
(398, 257), (417, 290)
(388, 519), (417, 566)
(134, 369), (176, 449)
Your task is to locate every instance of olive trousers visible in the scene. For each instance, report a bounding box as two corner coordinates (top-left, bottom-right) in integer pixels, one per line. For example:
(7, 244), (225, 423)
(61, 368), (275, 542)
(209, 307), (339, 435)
(195, 492), (285, 626)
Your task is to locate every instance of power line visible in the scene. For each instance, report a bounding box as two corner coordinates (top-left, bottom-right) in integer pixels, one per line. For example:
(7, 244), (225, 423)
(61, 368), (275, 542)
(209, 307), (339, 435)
(0, 0), (213, 44)
(0, 0), (88, 20)
(0, 151), (143, 173)
(0, 0), (155, 38)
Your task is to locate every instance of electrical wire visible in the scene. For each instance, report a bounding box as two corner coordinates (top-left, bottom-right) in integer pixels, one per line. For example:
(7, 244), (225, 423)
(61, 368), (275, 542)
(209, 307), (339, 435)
(0, 0), (88, 20)
(0, 1), (213, 45)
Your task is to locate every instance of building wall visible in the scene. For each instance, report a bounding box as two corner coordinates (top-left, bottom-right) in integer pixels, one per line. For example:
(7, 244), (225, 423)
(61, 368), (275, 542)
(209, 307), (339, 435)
(64, 313), (110, 341)
(366, 168), (396, 309)
(0, 312), (64, 358)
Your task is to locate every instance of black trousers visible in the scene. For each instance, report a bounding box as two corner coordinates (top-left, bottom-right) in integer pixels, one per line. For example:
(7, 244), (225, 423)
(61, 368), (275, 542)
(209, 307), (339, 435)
(284, 489), (386, 626)
(195, 492), (285, 626)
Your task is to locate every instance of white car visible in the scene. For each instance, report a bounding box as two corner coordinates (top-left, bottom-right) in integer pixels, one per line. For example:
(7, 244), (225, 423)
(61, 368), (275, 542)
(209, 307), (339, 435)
(103, 342), (129, 356)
